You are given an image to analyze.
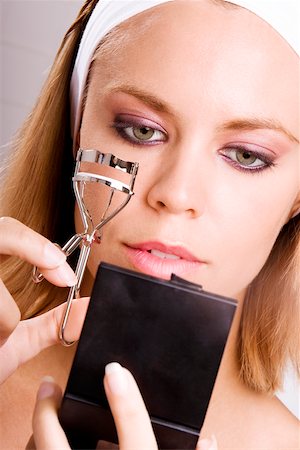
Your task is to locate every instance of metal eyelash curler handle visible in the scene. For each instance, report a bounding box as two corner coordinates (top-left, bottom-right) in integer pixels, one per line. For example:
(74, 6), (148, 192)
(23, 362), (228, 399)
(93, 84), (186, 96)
(33, 149), (139, 346)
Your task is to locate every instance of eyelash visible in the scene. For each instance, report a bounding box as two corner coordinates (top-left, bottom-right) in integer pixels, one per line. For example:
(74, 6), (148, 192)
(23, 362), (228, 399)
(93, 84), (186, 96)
(111, 118), (276, 174)
(219, 145), (276, 174)
(111, 118), (167, 146)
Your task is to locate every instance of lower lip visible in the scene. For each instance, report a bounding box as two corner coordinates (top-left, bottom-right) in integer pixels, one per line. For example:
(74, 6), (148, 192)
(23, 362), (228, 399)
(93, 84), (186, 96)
(124, 246), (202, 279)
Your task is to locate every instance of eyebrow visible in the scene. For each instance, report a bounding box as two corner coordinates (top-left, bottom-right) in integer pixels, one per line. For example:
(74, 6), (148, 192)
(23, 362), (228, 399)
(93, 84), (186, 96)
(217, 118), (299, 144)
(108, 84), (174, 115)
(107, 84), (299, 144)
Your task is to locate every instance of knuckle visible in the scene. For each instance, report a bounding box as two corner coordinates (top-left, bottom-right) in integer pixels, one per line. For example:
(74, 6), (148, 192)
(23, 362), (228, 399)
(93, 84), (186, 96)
(117, 398), (141, 421)
(17, 223), (30, 242)
(0, 216), (18, 230)
(118, 407), (139, 425)
(0, 216), (28, 245)
(0, 216), (49, 260)
(0, 217), (65, 269)
(0, 278), (21, 336)
(14, 225), (40, 260)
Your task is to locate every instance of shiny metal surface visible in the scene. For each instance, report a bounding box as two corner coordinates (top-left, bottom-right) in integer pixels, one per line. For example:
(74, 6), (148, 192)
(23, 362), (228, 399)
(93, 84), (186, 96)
(33, 148), (139, 346)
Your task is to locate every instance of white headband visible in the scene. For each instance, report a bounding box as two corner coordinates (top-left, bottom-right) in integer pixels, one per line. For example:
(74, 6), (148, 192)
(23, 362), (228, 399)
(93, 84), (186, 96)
(70, 0), (300, 144)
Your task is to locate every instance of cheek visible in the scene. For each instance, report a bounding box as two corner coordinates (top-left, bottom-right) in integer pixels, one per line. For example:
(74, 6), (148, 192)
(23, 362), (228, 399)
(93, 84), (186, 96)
(206, 170), (298, 295)
(217, 191), (291, 293)
(204, 220), (275, 298)
(74, 156), (298, 299)
(221, 158), (298, 239)
(75, 183), (134, 234)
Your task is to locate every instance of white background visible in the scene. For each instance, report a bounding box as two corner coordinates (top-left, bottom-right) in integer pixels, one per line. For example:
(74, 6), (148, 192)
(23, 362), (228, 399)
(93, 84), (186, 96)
(0, 0), (299, 419)
(0, 0), (81, 146)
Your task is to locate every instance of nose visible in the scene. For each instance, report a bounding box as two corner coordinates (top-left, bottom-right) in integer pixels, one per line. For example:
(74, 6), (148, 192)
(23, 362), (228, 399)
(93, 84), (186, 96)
(146, 150), (206, 218)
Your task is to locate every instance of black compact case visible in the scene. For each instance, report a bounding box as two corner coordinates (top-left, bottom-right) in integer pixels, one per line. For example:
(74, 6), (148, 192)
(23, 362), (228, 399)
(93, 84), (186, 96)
(59, 262), (237, 449)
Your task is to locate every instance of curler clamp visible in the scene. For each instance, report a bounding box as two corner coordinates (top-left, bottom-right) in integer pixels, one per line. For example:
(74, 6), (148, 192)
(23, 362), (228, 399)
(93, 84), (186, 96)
(33, 148), (138, 346)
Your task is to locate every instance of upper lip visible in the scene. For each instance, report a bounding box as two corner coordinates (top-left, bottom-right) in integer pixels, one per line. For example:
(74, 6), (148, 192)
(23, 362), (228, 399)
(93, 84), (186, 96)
(126, 241), (201, 262)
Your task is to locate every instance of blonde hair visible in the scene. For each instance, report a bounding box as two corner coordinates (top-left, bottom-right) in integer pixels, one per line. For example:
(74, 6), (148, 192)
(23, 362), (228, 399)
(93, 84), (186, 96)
(238, 217), (300, 392)
(1, 0), (299, 394)
(0, 0), (99, 317)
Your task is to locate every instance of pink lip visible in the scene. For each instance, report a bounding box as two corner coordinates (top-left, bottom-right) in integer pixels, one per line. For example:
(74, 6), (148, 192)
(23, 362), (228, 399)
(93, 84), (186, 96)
(124, 241), (204, 280)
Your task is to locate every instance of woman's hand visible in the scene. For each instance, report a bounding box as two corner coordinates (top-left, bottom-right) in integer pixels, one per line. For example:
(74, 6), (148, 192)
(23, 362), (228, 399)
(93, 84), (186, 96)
(32, 363), (218, 450)
(0, 217), (89, 383)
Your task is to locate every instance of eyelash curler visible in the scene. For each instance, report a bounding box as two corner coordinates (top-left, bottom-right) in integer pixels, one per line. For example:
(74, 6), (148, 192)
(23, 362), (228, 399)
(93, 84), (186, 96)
(33, 148), (139, 346)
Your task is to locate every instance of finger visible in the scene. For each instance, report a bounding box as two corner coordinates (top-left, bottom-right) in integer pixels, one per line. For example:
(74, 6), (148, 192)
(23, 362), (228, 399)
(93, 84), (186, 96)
(196, 435), (218, 450)
(0, 297), (89, 382)
(33, 376), (70, 450)
(0, 279), (20, 341)
(104, 362), (158, 450)
(0, 217), (77, 287)
(0, 217), (65, 267)
(18, 297), (90, 357)
(39, 263), (77, 288)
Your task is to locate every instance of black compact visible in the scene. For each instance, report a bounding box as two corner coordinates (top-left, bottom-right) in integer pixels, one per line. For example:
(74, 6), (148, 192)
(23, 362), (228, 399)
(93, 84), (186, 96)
(59, 262), (237, 449)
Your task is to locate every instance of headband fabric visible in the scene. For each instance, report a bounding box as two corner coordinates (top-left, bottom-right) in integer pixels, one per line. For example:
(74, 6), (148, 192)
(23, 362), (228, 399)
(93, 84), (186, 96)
(70, 0), (299, 143)
(70, 0), (172, 142)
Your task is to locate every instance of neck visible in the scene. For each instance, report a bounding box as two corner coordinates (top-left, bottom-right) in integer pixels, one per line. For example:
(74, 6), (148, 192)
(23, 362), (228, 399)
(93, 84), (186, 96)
(204, 298), (253, 422)
(219, 297), (244, 377)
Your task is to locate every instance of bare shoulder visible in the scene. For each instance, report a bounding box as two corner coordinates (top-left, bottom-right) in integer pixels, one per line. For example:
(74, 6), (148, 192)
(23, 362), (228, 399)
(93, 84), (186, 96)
(203, 385), (300, 449)
(246, 394), (300, 450)
(267, 395), (300, 449)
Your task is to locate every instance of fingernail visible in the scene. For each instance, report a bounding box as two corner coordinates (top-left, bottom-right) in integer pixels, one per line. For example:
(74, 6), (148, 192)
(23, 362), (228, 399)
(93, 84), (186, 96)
(105, 362), (128, 396)
(38, 376), (55, 400)
(45, 243), (66, 266)
(198, 435), (217, 450)
(56, 262), (77, 286)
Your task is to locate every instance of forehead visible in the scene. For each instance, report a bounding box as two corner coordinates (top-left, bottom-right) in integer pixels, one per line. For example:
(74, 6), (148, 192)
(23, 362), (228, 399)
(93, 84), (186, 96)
(89, 0), (299, 136)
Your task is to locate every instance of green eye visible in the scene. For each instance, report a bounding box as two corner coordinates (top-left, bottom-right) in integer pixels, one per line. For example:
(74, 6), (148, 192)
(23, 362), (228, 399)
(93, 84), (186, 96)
(219, 145), (275, 174)
(113, 117), (167, 145)
(236, 150), (257, 166)
(132, 127), (155, 141)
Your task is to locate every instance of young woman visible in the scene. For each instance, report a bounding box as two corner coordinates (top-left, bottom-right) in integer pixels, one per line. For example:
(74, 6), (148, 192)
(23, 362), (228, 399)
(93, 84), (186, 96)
(0, 0), (299, 448)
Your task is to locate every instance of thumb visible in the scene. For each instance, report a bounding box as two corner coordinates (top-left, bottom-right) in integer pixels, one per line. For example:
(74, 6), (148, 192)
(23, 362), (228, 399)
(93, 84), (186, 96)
(0, 297), (89, 383)
(19, 296), (90, 363)
(41, 296), (90, 347)
(32, 377), (70, 450)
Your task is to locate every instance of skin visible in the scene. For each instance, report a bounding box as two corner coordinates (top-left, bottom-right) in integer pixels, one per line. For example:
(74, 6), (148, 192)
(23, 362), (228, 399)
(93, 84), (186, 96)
(0, 1), (299, 449)
(78, 1), (299, 300)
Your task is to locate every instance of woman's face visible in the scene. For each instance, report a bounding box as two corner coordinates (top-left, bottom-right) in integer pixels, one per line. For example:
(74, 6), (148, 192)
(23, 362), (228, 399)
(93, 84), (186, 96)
(77, 1), (299, 299)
